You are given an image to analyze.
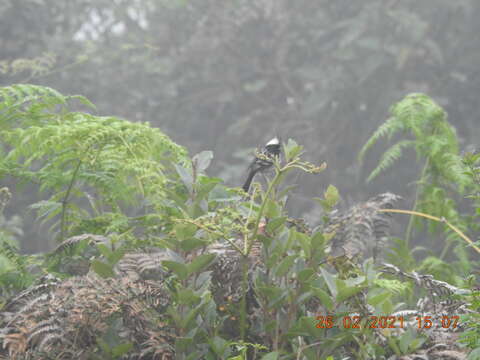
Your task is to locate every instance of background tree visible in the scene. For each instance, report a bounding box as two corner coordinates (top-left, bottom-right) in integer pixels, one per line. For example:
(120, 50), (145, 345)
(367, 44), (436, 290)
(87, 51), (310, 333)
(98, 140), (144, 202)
(1, 0), (480, 252)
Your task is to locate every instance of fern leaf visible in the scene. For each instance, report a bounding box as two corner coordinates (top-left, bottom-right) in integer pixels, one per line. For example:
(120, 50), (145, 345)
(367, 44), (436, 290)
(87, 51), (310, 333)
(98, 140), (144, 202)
(366, 139), (414, 182)
(358, 116), (404, 162)
(53, 234), (108, 254)
(0, 84), (189, 237)
(390, 93), (446, 133)
(326, 192), (401, 262)
(0, 241), (25, 270)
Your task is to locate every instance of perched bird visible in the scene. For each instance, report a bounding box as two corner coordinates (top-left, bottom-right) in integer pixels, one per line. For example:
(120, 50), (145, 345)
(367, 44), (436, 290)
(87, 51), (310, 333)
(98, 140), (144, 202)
(242, 137), (281, 192)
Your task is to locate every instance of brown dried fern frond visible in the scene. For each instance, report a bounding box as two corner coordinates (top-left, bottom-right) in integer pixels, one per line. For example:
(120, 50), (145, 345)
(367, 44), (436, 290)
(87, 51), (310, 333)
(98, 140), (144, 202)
(53, 233), (109, 254)
(3, 274), (60, 312)
(0, 273), (175, 359)
(116, 252), (171, 280)
(381, 263), (471, 309)
(326, 192), (402, 263)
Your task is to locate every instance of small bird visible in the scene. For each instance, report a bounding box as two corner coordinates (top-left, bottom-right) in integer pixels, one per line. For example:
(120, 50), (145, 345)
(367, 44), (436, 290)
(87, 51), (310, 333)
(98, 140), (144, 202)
(242, 137), (281, 192)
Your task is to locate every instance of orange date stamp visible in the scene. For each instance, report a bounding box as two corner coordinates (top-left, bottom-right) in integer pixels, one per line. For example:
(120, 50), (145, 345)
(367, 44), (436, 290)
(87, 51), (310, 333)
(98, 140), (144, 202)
(315, 315), (459, 329)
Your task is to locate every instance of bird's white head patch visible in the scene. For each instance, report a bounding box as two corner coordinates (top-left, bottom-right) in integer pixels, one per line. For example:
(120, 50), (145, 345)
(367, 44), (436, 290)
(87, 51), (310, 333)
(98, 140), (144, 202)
(266, 137), (280, 146)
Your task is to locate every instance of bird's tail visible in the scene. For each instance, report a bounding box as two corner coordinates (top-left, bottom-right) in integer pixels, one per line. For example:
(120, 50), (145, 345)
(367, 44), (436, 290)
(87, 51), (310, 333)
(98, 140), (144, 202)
(242, 169), (257, 192)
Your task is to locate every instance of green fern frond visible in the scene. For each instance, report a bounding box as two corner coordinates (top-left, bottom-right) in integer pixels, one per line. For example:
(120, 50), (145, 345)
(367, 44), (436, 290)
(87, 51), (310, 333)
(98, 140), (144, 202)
(392, 94), (468, 191)
(0, 84), (65, 126)
(358, 116), (404, 162)
(0, 241), (25, 271)
(374, 278), (409, 294)
(361, 93), (473, 246)
(0, 84), (189, 239)
(442, 154), (471, 191)
(0, 84), (64, 105)
(390, 93), (446, 136)
(367, 140), (414, 182)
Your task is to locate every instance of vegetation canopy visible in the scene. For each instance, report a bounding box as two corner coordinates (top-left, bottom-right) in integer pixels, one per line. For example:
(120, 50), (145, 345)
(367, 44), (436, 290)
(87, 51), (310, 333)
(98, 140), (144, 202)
(0, 85), (478, 359)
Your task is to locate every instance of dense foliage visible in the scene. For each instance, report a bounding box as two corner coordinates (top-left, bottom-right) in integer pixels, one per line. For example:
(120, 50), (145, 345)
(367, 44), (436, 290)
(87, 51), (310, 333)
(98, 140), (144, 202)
(360, 93), (479, 282)
(2, 0), (480, 252)
(0, 85), (478, 359)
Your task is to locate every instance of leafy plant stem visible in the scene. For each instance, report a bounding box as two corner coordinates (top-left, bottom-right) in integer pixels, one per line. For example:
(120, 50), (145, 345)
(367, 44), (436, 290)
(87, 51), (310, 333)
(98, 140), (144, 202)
(60, 159), (82, 241)
(296, 341), (322, 360)
(174, 218), (244, 255)
(439, 237), (454, 260)
(405, 157), (429, 247)
(241, 162), (282, 341)
(239, 254), (248, 341)
(246, 169), (279, 255)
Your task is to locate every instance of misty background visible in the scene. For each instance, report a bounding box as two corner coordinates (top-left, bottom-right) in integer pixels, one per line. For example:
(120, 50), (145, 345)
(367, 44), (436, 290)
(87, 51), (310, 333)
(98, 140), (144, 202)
(1, 0), (479, 253)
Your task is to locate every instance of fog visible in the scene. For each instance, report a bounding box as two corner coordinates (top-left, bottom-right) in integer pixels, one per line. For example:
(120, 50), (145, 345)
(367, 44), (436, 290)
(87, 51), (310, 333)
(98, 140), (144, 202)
(1, 0), (479, 252)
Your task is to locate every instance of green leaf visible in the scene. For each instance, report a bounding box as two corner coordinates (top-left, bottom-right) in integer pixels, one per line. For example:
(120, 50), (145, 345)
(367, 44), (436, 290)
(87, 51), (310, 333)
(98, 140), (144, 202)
(368, 291), (390, 307)
(320, 267), (337, 298)
(284, 139), (303, 161)
(176, 337), (195, 355)
(71, 94), (96, 109)
(256, 285), (285, 308)
(314, 184), (341, 212)
(108, 247), (126, 265)
(257, 233), (272, 248)
(292, 316), (319, 337)
(298, 268), (315, 282)
(324, 185), (340, 207)
(167, 306), (183, 328)
(195, 176), (221, 200)
(387, 336), (401, 356)
(179, 238), (207, 252)
(181, 306), (203, 329)
(310, 231), (326, 262)
(96, 337), (111, 355)
(175, 164), (194, 192)
(264, 199), (280, 218)
(91, 260), (115, 278)
(467, 348), (480, 360)
(175, 223), (197, 241)
(209, 186), (240, 202)
(96, 243), (112, 259)
(296, 231), (311, 258)
(209, 336), (229, 358)
(366, 139), (414, 182)
(399, 329), (414, 353)
(336, 283), (364, 303)
(188, 253), (216, 274)
(266, 216), (287, 233)
(162, 260), (189, 280)
(265, 249), (281, 268)
(275, 255), (296, 277)
(312, 287), (334, 311)
(29, 200), (62, 221)
(177, 287), (200, 306)
(293, 293), (311, 309)
(261, 352), (279, 360)
(192, 151), (213, 172)
(112, 342), (133, 357)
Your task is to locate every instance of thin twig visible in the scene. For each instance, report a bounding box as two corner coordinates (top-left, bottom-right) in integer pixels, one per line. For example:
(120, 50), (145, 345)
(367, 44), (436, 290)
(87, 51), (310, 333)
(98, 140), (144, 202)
(405, 157), (430, 246)
(173, 218), (244, 255)
(296, 340), (323, 360)
(380, 208), (480, 255)
(60, 160), (82, 241)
